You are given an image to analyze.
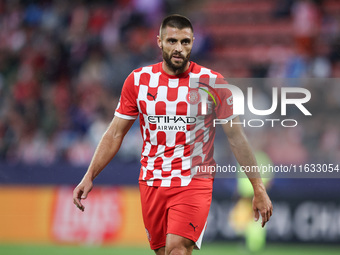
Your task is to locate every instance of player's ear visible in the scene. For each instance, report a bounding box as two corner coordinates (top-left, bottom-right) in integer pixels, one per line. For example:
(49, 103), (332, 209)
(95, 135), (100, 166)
(157, 35), (162, 49)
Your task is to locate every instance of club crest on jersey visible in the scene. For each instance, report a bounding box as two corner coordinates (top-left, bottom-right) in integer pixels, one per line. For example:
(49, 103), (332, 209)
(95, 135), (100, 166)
(186, 89), (201, 105)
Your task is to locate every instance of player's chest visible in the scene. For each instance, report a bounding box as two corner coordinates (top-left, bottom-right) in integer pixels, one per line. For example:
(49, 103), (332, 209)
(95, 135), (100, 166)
(135, 84), (213, 117)
(136, 85), (188, 115)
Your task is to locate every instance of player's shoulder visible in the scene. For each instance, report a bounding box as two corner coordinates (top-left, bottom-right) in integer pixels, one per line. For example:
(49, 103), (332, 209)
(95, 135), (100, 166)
(130, 62), (162, 75)
(190, 62), (224, 79)
(125, 62), (162, 87)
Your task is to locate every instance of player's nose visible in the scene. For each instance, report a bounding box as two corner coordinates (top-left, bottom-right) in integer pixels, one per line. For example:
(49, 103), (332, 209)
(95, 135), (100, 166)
(174, 42), (183, 52)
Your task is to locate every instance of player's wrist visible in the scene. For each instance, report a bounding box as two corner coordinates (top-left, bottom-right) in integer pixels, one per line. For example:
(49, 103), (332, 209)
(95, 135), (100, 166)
(251, 181), (266, 195)
(83, 172), (95, 182)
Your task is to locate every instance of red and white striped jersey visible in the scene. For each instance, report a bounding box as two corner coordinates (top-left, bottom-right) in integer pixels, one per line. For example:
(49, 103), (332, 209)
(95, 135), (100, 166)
(115, 62), (234, 187)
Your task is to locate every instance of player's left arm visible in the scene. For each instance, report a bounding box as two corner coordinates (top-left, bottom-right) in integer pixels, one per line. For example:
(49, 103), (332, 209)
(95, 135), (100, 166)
(222, 116), (273, 227)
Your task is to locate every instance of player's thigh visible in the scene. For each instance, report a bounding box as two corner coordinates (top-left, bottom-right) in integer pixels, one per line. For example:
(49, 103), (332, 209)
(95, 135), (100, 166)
(139, 184), (168, 250)
(154, 246), (165, 255)
(165, 233), (195, 254)
(167, 183), (212, 246)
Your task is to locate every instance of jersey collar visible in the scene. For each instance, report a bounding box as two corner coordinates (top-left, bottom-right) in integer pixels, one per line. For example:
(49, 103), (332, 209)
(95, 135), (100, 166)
(159, 61), (193, 78)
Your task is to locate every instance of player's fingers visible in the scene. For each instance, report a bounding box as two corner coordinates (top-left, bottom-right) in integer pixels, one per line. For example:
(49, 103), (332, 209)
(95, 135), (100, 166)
(261, 210), (268, 227)
(262, 205), (273, 227)
(266, 210), (271, 225)
(253, 209), (260, 222)
(73, 194), (84, 211)
(73, 198), (85, 211)
(81, 185), (92, 199)
(73, 188), (85, 211)
(265, 204), (273, 225)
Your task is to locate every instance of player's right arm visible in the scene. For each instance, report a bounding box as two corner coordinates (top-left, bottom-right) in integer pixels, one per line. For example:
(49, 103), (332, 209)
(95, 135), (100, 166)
(73, 116), (135, 211)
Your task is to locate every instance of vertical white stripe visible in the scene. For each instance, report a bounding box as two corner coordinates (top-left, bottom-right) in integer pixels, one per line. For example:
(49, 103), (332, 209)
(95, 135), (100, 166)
(149, 72), (161, 88)
(195, 221), (207, 249)
(168, 78), (179, 88)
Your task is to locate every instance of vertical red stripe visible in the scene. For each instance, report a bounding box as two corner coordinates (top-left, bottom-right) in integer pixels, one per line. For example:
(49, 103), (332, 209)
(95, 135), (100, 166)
(167, 87), (178, 101)
(171, 157), (182, 170)
(155, 101), (166, 115)
(154, 157), (163, 169)
(176, 102), (187, 115)
(157, 131), (166, 145)
(140, 73), (151, 85)
(175, 132), (186, 145)
(149, 145), (158, 157)
(164, 146), (175, 157)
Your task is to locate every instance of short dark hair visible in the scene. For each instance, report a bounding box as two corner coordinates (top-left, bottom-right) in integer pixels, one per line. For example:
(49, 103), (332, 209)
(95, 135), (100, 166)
(159, 14), (193, 37)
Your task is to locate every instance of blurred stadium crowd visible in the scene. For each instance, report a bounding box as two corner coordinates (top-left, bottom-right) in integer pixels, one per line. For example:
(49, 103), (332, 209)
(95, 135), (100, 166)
(0, 0), (339, 167)
(205, 0), (340, 167)
(0, 0), (194, 165)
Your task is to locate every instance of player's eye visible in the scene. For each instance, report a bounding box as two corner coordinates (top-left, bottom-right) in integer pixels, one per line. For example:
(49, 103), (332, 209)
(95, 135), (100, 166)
(168, 39), (177, 44)
(182, 39), (190, 45)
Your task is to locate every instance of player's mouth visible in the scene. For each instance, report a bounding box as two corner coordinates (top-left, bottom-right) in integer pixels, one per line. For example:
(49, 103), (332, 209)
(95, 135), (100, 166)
(172, 54), (184, 61)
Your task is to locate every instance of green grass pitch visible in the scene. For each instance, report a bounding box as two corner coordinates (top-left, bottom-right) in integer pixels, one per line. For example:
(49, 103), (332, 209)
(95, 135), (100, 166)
(1, 243), (340, 255)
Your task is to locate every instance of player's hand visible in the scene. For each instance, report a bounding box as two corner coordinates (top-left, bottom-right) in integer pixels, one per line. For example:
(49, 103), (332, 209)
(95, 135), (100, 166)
(252, 184), (273, 227)
(73, 177), (93, 212)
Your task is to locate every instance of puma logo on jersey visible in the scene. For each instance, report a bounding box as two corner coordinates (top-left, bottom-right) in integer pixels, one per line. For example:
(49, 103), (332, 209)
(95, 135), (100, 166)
(147, 92), (157, 101)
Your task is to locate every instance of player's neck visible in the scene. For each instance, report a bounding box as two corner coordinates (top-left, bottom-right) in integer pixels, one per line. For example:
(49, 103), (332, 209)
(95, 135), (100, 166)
(162, 61), (190, 76)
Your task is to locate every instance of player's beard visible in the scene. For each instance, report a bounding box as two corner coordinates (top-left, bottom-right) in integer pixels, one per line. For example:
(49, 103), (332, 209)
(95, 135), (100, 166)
(163, 50), (191, 74)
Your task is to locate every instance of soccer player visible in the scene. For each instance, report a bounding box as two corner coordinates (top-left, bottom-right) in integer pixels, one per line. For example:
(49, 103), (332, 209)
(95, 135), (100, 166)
(73, 14), (273, 255)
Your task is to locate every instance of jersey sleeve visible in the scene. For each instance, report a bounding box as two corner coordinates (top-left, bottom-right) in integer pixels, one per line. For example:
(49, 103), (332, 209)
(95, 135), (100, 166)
(214, 74), (236, 120)
(115, 72), (139, 120)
